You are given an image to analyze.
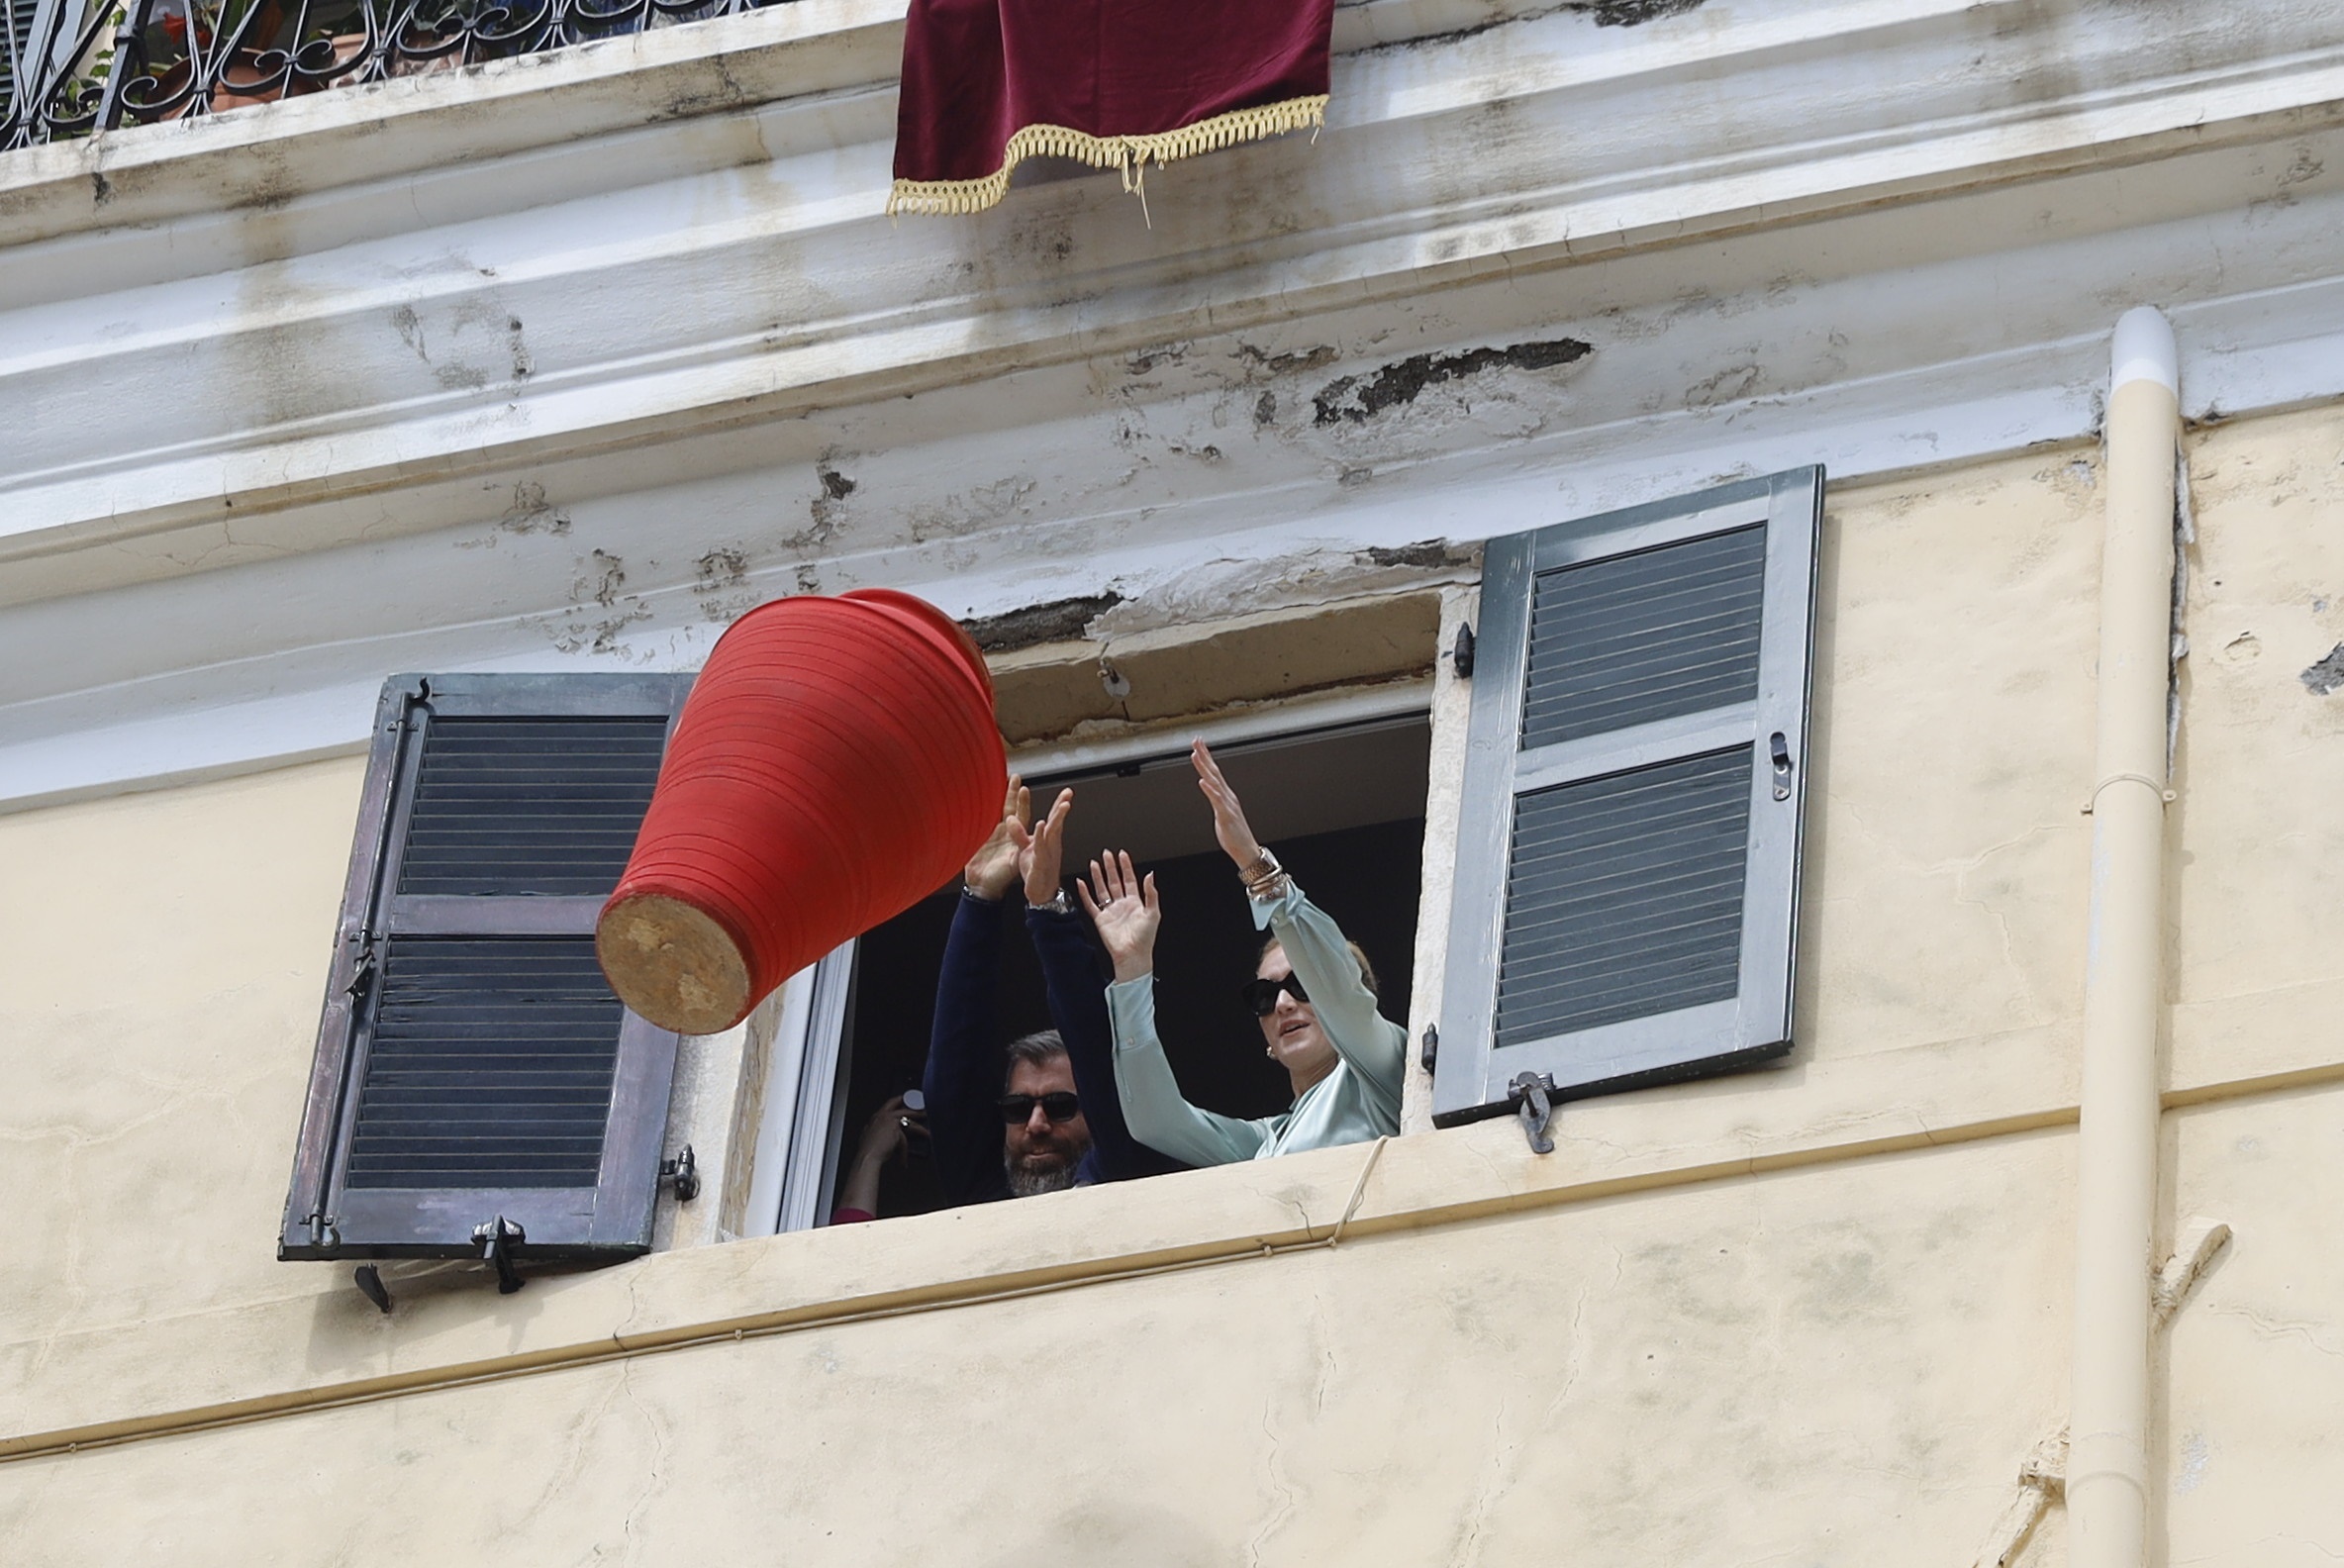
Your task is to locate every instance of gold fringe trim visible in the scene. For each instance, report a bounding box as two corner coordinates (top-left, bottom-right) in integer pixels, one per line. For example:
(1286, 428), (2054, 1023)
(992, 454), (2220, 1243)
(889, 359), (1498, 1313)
(888, 93), (1328, 217)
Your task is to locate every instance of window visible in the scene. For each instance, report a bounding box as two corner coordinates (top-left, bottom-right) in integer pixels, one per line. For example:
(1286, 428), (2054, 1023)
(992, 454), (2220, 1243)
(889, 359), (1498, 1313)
(1432, 467), (1824, 1123)
(811, 712), (1432, 1225)
(281, 472), (1819, 1264)
(279, 673), (693, 1264)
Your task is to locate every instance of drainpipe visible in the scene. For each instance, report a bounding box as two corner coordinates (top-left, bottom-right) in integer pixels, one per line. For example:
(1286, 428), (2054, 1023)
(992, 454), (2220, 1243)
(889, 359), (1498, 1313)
(2067, 307), (2179, 1568)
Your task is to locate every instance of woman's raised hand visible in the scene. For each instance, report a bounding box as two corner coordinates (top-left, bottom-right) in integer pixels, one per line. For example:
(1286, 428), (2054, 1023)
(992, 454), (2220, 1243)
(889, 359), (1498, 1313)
(1079, 850), (1160, 983)
(964, 775), (1031, 901)
(1022, 787), (1074, 906)
(1191, 739), (1265, 872)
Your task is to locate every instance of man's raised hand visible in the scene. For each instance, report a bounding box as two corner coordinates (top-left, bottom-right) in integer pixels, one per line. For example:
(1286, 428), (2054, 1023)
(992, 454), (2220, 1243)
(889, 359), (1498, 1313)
(1022, 787), (1075, 906)
(964, 775), (1031, 901)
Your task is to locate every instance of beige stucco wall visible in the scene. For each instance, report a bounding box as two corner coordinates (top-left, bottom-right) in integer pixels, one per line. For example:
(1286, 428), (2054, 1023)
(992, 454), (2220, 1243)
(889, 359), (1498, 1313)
(3, 401), (2342, 1561)
(0, 756), (363, 1344)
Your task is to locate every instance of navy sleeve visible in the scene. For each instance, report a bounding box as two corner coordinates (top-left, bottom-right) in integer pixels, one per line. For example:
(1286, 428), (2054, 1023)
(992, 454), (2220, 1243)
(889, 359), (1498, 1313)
(1026, 903), (1189, 1182)
(923, 892), (1011, 1207)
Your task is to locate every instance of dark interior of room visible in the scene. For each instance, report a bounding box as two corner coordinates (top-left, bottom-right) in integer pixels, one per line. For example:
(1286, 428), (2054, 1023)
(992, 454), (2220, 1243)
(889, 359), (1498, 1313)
(828, 715), (1429, 1222)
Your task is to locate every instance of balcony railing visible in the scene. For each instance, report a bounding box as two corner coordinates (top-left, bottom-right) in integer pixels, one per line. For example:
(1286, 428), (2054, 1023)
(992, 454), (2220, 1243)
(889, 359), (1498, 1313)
(1, 0), (788, 150)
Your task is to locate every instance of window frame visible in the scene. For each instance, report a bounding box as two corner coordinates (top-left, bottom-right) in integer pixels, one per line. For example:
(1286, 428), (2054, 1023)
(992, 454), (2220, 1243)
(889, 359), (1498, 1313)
(752, 689), (1440, 1232)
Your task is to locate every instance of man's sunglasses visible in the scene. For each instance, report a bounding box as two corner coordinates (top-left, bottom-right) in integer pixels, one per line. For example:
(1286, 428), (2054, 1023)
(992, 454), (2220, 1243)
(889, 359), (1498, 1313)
(997, 1092), (1082, 1125)
(1240, 973), (1311, 1017)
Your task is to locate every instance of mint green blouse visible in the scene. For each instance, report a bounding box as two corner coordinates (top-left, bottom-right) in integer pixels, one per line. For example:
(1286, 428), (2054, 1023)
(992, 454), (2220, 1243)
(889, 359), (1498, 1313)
(1107, 877), (1405, 1166)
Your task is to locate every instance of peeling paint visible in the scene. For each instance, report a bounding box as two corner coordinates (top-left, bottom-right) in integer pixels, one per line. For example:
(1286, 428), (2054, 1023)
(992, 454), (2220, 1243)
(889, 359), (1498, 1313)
(908, 475), (1037, 542)
(1127, 342), (1191, 374)
(1362, 539), (1477, 570)
(1575, 0), (1706, 26)
(798, 455), (860, 547)
(1355, 0), (1702, 62)
(2299, 641), (2344, 695)
(1312, 339), (1592, 426)
(961, 592), (1125, 651)
(1234, 343), (1338, 378)
(579, 547), (626, 608)
(1687, 360), (1763, 410)
(695, 547), (756, 624)
(507, 316), (534, 381)
(478, 480), (570, 540)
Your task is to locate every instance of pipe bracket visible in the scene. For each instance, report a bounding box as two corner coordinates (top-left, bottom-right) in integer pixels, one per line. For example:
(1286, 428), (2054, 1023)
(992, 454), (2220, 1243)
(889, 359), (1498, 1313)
(2080, 771), (2176, 814)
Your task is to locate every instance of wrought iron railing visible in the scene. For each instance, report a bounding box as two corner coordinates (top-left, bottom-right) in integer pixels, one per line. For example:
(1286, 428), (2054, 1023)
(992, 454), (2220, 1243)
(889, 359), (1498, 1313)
(1, 0), (786, 151)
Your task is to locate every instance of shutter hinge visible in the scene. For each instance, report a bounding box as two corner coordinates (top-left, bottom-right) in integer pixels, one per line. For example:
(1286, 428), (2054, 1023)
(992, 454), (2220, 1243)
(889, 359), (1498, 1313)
(1511, 1071), (1556, 1156)
(472, 1216), (527, 1295)
(1418, 1024), (1438, 1073)
(1451, 623), (1477, 678)
(660, 1144), (701, 1203)
(389, 678), (434, 735)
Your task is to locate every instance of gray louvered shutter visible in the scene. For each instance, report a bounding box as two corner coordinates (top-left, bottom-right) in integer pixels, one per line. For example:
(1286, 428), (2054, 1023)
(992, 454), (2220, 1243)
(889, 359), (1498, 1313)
(279, 673), (693, 1262)
(2, 0), (52, 120)
(1432, 467), (1822, 1125)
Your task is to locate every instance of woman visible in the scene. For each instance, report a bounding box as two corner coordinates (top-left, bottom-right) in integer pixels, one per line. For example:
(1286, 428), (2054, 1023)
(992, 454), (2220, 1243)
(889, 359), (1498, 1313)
(1081, 739), (1405, 1164)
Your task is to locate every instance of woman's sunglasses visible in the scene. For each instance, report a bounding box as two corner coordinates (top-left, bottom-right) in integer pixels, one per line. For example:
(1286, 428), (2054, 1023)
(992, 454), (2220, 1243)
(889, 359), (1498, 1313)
(996, 1091), (1082, 1125)
(1240, 973), (1310, 1017)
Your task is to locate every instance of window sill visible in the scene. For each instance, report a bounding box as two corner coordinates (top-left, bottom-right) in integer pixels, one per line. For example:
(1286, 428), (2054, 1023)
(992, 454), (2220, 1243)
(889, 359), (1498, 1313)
(14, 976), (2343, 1464)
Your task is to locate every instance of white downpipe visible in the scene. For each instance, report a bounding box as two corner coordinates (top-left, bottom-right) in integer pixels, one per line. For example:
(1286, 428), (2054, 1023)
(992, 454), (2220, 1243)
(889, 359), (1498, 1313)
(2067, 307), (2179, 1568)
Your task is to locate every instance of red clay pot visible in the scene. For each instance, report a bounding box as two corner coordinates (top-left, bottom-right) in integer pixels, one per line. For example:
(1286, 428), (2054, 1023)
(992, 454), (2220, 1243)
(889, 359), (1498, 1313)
(598, 589), (1004, 1034)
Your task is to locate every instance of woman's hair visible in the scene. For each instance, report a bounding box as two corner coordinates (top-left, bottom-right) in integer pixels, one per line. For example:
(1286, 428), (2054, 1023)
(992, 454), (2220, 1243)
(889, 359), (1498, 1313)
(1257, 935), (1379, 1002)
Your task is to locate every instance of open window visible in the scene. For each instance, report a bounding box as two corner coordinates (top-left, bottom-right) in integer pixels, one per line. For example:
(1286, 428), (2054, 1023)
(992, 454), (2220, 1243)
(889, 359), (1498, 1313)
(802, 710), (1433, 1225)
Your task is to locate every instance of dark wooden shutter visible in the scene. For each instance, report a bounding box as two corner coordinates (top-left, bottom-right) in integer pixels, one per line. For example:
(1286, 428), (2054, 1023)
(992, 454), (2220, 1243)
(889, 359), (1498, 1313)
(1433, 467), (1822, 1125)
(279, 673), (693, 1261)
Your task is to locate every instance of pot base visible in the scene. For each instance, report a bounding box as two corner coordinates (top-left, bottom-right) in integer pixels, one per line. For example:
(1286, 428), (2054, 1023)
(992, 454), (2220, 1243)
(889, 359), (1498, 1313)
(597, 893), (753, 1036)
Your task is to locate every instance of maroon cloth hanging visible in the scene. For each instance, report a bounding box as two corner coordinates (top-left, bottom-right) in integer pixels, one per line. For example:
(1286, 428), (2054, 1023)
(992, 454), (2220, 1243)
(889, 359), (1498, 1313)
(889, 0), (1334, 215)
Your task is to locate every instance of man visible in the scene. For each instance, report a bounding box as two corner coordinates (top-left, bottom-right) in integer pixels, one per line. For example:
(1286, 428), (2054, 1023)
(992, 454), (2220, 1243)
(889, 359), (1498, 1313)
(926, 778), (1180, 1207)
(834, 778), (1177, 1224)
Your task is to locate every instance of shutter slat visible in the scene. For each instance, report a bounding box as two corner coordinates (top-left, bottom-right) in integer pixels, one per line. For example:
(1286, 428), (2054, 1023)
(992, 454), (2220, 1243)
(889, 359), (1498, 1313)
(1495, 749), (1753, 1046)
(1520, 524), (1767, 749)
(394, 716), (670, 896)
(344, 936), (623, 1189)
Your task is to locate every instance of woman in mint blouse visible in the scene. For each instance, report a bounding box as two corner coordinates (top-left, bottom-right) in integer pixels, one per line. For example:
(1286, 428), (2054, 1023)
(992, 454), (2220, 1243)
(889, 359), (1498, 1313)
(1079, 739), (1405, 1164)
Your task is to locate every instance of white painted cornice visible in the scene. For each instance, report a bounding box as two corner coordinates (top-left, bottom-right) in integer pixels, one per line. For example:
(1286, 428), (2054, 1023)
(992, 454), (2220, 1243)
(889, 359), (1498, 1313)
(2, 0), (2341, 608)
(8, 1), (2344, 809)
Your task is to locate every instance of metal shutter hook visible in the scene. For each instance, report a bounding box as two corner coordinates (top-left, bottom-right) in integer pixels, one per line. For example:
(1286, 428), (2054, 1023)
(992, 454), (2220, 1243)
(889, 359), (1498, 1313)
(1770, 732), (1794, 801)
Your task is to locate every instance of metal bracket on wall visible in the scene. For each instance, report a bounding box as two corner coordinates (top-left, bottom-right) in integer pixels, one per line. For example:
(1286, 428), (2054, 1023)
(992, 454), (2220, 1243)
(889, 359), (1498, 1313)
(1418, 1024), (1438, 1073)
(1452, 623), (1477, 678)
(1512, 1071), (1556, 1155)
(471, 1216), (527, 1295)
(661, 1144), (701, 1203)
